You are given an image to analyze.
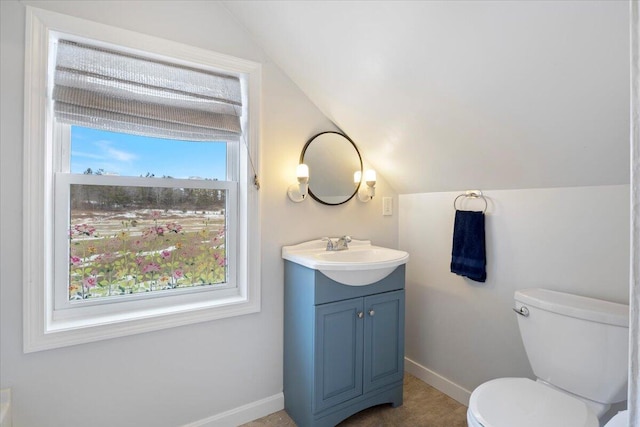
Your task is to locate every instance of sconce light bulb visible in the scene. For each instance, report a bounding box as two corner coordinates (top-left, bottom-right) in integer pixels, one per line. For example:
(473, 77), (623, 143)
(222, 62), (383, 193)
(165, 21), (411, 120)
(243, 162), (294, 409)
(364, 169), (376, 186)
(296, 163), (309, 180)
(354, 170), (362, 184)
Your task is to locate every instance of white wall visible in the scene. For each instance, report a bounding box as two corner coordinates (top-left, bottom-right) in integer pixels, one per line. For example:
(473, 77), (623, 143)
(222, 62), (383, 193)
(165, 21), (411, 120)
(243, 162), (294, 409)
(399, 185), (630, 404)
(224, 1), (630, 195)
(0, 2), (398, 426)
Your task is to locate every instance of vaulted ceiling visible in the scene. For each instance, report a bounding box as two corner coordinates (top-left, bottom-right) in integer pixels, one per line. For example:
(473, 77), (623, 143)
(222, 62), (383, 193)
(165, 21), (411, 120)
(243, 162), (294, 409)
(224, 1), (630, 194)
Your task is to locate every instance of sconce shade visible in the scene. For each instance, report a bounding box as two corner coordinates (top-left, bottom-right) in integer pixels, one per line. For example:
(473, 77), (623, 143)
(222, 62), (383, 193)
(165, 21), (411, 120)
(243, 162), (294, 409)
(357, 169), (376, 202)
(364, 169), (376, 185)
(288, 163), (309, 203)
(297, 163), (309, 180)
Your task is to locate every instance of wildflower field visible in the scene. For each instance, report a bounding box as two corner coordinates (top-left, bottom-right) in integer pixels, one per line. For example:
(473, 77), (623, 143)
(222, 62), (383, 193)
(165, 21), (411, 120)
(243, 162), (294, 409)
(69, 209), (226, 301)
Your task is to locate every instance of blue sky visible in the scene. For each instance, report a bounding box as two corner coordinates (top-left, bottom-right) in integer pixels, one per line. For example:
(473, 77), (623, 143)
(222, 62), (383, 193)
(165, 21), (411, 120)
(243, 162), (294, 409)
(71, 126), (227, 180)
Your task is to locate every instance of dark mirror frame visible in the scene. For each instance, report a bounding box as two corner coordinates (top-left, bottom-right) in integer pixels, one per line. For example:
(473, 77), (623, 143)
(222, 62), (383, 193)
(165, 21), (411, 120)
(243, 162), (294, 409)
(300, 131), (363, 206)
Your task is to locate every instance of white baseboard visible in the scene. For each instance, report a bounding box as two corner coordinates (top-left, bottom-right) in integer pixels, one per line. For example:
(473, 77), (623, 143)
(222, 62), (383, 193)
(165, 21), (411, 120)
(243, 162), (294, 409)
(181, 392), (284, 427)
(181, 360), (469, 427)
(405, 357), (472, 407)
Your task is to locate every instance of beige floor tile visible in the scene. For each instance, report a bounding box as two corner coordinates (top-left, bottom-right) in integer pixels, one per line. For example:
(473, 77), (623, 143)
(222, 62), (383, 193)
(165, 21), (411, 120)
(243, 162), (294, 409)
(241, 373), (468, 427)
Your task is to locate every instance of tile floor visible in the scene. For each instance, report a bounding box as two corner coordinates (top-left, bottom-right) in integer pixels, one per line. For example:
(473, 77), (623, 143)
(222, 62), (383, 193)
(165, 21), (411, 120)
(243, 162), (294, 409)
(241, 373), (468, 427)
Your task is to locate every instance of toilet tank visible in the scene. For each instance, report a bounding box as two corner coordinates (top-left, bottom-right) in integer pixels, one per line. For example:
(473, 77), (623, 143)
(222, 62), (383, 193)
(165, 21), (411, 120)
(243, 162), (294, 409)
(514, 288), (629, 404)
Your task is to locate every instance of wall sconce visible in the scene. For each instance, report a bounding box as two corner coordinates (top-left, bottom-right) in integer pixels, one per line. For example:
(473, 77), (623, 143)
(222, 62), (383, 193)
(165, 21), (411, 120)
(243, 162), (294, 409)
(354, 169), (376, 202)
(287, 163), (309, 202)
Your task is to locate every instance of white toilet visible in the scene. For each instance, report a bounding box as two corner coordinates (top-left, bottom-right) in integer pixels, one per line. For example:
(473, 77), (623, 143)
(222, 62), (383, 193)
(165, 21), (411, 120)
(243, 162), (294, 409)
(467, 288), (629, 427)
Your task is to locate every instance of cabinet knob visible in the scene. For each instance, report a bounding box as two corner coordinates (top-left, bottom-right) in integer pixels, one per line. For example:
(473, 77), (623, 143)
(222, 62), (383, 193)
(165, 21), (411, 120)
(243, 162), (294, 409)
(368, 309), (375, 316)
(357, 311), (364, 319)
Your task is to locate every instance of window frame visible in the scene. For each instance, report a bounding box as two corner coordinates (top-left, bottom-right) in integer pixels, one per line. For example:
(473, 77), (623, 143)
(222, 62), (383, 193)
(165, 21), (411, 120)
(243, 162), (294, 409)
(23, 6), (261, 352)
(54, 124), (239, 312)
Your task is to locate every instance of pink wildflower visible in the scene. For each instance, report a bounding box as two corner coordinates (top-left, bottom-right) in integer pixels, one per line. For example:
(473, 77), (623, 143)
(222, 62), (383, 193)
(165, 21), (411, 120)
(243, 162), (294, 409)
(143, 226), (164, 236)
(161, 250), (171, 260)
(214, 253), (226, 267)
(83, 276), (97, 288)
(135, 257), (145, 266)
(142, 262), (161, 274)
(70, 255), (82, 266)
(172, 269), (184, 280)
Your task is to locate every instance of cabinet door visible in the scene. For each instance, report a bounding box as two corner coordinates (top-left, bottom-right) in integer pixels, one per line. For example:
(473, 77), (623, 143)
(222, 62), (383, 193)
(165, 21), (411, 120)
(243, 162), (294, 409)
(314, 298), (364, 413)
(363, 290), (405, 394)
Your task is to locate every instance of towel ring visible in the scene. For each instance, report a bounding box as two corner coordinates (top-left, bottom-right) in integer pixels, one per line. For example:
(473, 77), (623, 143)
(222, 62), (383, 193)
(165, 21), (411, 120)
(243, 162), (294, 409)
(454, 190), (488, 214)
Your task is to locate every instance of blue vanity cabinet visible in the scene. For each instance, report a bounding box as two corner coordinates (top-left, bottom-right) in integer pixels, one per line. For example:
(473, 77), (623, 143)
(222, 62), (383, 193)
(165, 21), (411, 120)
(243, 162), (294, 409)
(284, 261), (406, 427)
(363, 290), (405, 393)
(314, 297), (364, 413)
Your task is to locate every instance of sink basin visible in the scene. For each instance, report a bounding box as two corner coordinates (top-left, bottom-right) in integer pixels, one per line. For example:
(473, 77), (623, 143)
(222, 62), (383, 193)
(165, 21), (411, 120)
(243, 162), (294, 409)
(282, 239), (409, 286)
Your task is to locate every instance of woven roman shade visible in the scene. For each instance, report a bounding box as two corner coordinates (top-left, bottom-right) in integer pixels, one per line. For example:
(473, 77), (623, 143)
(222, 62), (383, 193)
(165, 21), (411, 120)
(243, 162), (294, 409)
(53, 40), (242, 141)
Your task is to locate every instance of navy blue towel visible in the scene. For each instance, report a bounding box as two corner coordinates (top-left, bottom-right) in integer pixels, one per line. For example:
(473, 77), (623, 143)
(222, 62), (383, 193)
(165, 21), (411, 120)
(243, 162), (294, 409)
(450, 210), (486, 282)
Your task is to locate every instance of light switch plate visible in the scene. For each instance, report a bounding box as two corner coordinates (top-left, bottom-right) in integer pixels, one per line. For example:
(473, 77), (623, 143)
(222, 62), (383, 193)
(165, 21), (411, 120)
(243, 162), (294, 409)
(382, 197), (393, 216)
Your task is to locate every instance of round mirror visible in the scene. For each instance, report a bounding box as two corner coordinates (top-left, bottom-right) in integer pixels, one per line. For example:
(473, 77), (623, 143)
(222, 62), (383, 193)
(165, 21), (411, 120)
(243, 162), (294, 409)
(301, 132), (362, 205)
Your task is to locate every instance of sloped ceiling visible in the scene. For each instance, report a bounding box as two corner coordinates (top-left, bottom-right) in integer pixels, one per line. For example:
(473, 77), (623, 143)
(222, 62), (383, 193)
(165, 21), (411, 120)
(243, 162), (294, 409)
(224, 1), (630, 194)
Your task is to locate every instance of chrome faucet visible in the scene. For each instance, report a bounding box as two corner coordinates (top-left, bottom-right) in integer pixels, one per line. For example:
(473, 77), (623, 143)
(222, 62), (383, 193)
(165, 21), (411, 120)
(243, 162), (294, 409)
(336, 235), (352, 250)
(323, 235), (352, 251)
(322, 237), (336, 251)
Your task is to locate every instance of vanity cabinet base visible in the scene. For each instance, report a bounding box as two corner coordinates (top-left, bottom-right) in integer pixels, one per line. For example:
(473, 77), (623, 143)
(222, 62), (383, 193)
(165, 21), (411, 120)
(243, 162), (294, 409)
(284, 383), (402, 427)
(284, 261), (406, 427)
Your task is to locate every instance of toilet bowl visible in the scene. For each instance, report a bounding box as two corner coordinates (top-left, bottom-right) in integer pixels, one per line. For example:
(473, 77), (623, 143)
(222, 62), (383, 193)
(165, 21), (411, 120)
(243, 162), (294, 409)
(467, 288), (629, 427)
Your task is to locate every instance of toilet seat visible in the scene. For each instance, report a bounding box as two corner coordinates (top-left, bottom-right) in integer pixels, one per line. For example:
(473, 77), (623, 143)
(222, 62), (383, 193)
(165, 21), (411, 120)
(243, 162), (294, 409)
(467, 378), (599, 427)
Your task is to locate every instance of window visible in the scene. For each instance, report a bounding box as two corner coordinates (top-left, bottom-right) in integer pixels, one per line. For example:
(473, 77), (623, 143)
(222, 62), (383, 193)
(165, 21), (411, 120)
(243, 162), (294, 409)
(23, 7), (261, 352)
(58, 127), (236, 309)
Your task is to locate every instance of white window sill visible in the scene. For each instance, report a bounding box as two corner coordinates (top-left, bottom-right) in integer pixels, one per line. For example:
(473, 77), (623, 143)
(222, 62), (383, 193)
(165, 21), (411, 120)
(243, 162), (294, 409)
(25, 291), (259, 352)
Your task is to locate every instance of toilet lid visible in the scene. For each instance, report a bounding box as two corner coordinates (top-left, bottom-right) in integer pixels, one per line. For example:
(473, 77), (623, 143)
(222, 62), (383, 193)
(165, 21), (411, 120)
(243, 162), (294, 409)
(469, 378), (599, 427)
